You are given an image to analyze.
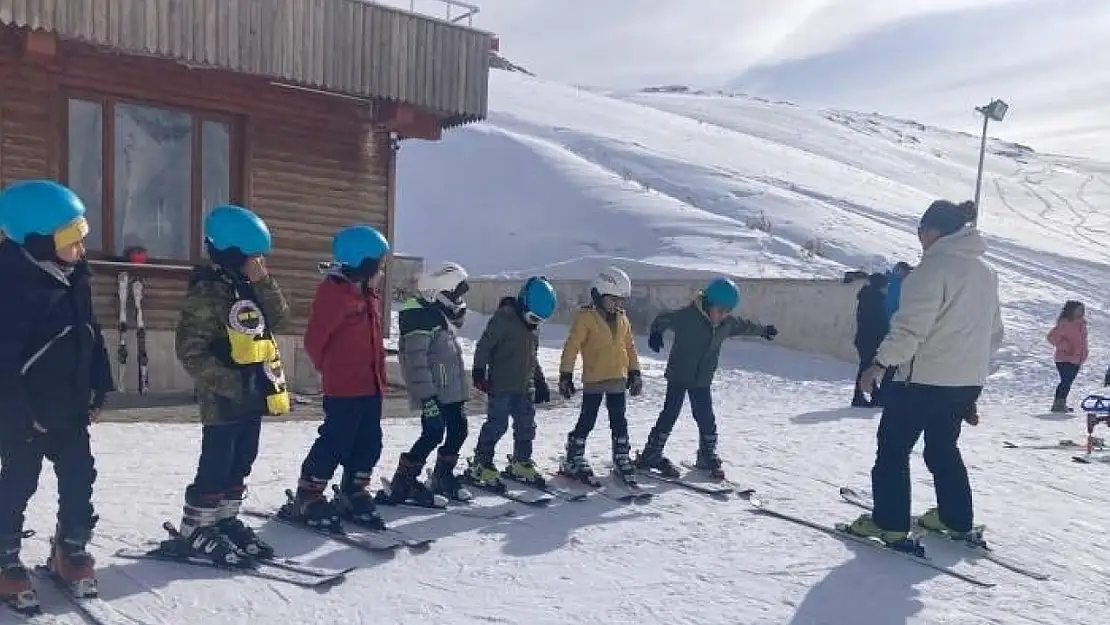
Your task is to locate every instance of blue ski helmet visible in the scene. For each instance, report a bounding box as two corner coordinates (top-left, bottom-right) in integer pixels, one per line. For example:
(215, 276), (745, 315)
(518, 276), (558, 322)
(204, 205), (271, 256)
(333, 224), (390, 267)
(704, 277), (741, 311)
(0, 180), (88, 248)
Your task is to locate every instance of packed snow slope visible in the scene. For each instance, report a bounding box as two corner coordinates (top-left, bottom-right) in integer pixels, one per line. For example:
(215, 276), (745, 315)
(15, 312), (1110, 625)
(397, 69), (1110, 389)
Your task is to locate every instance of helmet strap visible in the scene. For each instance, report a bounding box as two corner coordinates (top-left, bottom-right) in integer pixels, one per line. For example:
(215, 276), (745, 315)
(206, 241), (249, 276)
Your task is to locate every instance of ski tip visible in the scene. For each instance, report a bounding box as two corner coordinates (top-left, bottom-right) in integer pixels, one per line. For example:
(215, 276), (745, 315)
(1001, 441), (1018, 448)
(746, 494), (766, 509)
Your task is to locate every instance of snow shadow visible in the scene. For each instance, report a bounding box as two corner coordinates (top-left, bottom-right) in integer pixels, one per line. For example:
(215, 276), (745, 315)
(791, 406), (880, 425)
(1033, 412), (1076, 422)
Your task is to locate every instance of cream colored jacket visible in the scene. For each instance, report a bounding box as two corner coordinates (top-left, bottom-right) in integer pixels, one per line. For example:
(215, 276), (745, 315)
(877, 227), (1004, 386)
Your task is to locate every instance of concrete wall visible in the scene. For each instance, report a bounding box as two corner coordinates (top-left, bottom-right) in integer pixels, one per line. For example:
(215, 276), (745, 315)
(465, 277), (862, 363)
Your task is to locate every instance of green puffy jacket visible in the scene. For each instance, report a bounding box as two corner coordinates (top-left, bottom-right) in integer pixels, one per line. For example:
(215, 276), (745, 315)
(651, 297), (764, 388)
(473, 297), (544, 395)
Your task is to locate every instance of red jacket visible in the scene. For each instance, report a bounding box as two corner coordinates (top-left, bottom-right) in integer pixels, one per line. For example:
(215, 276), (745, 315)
(303, 277), (387, 397)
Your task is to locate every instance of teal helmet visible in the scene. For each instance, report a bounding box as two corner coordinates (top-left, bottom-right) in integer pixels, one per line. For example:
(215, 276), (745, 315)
(704, 277), (740, 311)
(333, 224), (389, 268)
(204, 205), (271, 256)
(518, 276), (557, 322)
(0, 180), (88, 247)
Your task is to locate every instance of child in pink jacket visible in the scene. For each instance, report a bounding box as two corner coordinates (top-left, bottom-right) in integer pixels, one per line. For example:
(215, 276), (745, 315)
(1047, 300), (1088, 413)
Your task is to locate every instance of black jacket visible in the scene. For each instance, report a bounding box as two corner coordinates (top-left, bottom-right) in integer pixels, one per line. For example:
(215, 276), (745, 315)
(854, 284), (890, 353)
(0, 242), (113, 436)
(472, 297), (544, 395)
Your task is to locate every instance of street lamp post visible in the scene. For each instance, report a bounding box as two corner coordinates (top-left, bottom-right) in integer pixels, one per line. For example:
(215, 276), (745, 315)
(972, 98), (1009, 227)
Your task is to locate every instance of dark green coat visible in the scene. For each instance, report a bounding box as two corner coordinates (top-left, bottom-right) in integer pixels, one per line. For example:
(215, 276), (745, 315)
(651, 299), (764, 388)
(473, 297), (544, 395)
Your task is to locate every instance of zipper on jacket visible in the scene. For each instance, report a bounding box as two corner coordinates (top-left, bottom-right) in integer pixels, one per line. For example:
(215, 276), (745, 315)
(21, 326), (74, 375)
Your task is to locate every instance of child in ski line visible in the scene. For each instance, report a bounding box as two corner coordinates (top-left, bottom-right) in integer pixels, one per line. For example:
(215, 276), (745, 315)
(170, 205), (290, 568)
(1046, 300), (1087, 413)
(465, 277), (557, 487)
(557, 266), (643, 486)
(0, 180), (113, 612)
(636, 277), (777, 480)
(283, 225), (391, 531)
(377, 262), (472, 506)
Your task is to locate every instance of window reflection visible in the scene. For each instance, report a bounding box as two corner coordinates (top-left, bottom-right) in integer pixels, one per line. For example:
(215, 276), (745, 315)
(67, 100), (103, 250)
(200, 120), (231, 248)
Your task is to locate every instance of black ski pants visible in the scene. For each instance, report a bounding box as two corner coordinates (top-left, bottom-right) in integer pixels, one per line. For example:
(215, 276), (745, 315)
(408, 401), (467, 463)
(570, 392), (628, 440)
(300, 395), (383, 493)
(0, 427), (97, 540)
(474, 393), (537, 463)
(870, 383), (981, 533)
(1055, 362), (1080, 402)
(649, 383), (716, 442)
(187, 416), (262, 505)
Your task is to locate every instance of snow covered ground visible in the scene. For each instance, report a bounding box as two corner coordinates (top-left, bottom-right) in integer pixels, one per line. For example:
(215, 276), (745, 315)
(14, 313), (1110, 624)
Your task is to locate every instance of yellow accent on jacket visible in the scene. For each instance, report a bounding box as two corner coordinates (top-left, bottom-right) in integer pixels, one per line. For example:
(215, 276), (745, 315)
(559, 305), (641, 383)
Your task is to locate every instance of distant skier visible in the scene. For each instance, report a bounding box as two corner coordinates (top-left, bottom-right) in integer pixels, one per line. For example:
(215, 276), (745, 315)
(635, 277), (777, 480)
(465, 276), (557, 487)
(378, 262), (472, 505)
(853, 273), (890, 407)
(170, 205), (290, 567)
(885, 261), (912, 317)
(284, 225), (391, 531)
(557, 267), (643, 486)
(849, 199), (1003, 550)
(1046, 300), (1087, 413)
(0, 181), (113, 612)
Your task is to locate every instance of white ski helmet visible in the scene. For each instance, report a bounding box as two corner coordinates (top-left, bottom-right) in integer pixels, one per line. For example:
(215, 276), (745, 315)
(417, 262), (470, 325)
(592, 266), (631, 299)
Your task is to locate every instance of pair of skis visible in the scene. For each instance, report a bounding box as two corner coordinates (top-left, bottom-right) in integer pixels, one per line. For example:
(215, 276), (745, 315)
(1001, 438), (1107, 464)
(115, 269), (148, 395)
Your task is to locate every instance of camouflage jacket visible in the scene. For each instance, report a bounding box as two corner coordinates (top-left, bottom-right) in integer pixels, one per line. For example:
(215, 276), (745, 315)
(175, 266), (289, 424)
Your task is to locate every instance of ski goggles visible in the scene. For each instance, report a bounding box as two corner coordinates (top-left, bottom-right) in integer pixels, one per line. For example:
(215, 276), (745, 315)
(524, 310), (548, 325)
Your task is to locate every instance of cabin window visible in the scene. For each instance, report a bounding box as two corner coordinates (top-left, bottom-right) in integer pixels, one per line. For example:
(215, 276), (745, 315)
(63, 97), (239, 262)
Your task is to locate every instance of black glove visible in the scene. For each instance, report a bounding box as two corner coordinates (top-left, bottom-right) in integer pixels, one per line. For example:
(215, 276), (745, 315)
(648, 331), (664, 353)
(534, 374), (551, 405)
(1104, 369), (1110, 387)
(627, 370), (643, 397)
(558, 372), (576, 399)
(762, 325), (778, 340)
(962, 402), (980, 426)
(472, 367), (489, 394)
(420, 396), (441, 419)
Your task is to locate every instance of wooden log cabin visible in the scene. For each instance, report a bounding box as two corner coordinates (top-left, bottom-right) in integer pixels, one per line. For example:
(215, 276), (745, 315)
(0, 0), (492, 396)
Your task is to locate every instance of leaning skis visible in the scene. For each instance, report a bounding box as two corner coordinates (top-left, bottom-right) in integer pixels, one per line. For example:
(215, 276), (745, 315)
(131, 276), (149, 395)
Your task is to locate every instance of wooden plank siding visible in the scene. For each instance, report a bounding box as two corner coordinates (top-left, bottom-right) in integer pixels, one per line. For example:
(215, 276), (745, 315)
(0, 0), (491, 126)
(0, 29), (391, 336)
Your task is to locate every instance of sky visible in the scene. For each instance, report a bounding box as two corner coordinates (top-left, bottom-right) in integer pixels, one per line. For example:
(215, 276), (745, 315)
(385, 0), (1110, 160)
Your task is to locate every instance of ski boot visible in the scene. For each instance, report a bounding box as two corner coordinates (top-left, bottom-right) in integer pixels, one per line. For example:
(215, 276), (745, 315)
(634, 431), (680, 478)
(611, 436), (637, 486)
(695, 434), (727, 480)
(429, 452), (473, 502)
(283, 477), (343, 531)
(0, 533), (37, 615)
(333, 472), (386, 530)
(1051, 398), (1071, 414)
(216, 486), (274, 560)
(173, 490), (253, 568)
(465, 454), (503, 487)
(375, 453), (439, 507)
(916, 509), (987, 547)
(46, 520), (98, 598)
(558, 434), (600, 486)
(504, 455), (546, 487)
(841, 514), (924, 555)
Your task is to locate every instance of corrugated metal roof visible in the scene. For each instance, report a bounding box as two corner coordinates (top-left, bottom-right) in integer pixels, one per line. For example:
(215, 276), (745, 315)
(0, 0), (490, 125)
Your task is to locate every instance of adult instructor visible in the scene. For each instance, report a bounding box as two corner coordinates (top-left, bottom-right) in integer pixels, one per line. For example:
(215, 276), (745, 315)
(845, 199), (1004, 550)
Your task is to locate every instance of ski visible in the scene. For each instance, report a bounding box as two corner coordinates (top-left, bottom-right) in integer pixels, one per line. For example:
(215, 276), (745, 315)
(459, 474), (554, 507)
(31, 566), (149, 625)
(498, 456), (588, 502)
(130, 276), (149, 395)
(1002, 439), (1105, 451)
(838, 487), (1048, 580)
(600, 464), (655, 503)
(115, 272), (128, 392)
(374, 478), (514, 519)
(746, 494), (994, 587)
(242, 506), (431, 553)
(548, 456), (647, 503)
(113, 545), (346, 588)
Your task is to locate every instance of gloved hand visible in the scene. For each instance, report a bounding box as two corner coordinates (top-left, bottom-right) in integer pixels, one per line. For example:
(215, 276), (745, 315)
(648, 331), (664, 353)
(471, 367), (489, 394)
(534, 374), (551, 405)
(762, 325), (779, 341)
(89, 390), (107, 424)
(420, 396), (441, 419)
(558, 372), (577, 399)
(627, 370), (643, 397)
(962, 402), (980, 426)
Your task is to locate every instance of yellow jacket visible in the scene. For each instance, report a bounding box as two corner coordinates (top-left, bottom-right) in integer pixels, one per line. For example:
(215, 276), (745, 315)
(559, 306), (641, 383)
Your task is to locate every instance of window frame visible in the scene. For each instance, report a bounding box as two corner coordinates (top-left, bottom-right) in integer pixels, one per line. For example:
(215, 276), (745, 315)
(58, 90), (245, 263)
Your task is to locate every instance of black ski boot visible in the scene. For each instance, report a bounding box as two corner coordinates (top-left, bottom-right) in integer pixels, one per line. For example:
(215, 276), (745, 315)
(375, 453), (438, 506)
(558, 434), (599, 485)
(216, 486), (274, 560)
(695, 434), (726, 480)
(0, 533), (36, 614)
(174, 490), (252, 568)
(612, 435), (637, 486)
(429, 452), (473, 502)
(333, 471), (386, 530)
(284, 477), (343, 531)
(634, 431), (680, 478)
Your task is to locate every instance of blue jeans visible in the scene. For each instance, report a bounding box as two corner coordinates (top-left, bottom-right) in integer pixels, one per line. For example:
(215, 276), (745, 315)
(474, 393), (537, 463)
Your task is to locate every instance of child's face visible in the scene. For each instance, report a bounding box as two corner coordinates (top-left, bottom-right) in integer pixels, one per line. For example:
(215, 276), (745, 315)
(1075, 305), (1086, 319)
(56, 240), (86, 263)
(601, 295), (624, 313)
(707, 307), (729, 324)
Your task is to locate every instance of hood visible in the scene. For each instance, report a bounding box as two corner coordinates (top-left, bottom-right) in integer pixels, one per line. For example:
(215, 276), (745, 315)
(0, 239), (85, 286)
(923, 226), (987, 261)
